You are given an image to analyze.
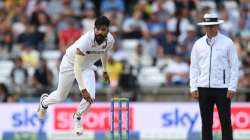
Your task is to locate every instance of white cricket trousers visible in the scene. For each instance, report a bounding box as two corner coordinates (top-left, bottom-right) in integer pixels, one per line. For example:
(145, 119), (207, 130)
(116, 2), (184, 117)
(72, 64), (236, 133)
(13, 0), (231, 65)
(42, 66), (95, 117)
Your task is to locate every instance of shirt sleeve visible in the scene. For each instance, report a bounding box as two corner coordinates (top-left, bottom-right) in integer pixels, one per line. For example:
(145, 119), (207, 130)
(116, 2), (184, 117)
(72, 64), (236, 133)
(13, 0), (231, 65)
(73, 32), (92, 54)
(74, 54), (86, 91)
(228, 40), (239, 92)
(101, 34), (115, 71)
(190, 41), (200, 92)
(101, 52), (108, 72)
(107, 33), (115, 50)
(122, 18), (132, 32)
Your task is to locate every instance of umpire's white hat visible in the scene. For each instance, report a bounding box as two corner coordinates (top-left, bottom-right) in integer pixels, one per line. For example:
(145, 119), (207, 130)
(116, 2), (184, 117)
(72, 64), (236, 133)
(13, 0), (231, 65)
(198, 13), (224, 26)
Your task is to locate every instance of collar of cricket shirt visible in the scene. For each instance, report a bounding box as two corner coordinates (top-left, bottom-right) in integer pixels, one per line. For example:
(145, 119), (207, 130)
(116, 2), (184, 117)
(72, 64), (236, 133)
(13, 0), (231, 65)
(92, 38), (107, 49)
(206, 32), (219, 47)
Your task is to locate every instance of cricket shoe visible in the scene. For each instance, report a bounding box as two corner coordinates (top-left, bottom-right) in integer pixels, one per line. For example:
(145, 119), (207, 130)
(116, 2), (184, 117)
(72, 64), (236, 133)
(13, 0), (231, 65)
(37, 93), (48, 120)
(73, 113), (84, 136)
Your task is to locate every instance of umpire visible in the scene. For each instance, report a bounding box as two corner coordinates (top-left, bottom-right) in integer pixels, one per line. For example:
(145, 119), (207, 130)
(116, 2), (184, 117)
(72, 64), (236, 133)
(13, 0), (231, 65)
(190, 13), (239, 140)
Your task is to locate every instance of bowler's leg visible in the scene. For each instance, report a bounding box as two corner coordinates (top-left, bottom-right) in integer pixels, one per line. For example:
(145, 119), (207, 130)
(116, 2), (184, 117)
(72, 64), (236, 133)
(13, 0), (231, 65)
(43, 70), (75, 106)
(75, 68), (96, 117)
(37, 70), (75, 119)
(73, 68), (96, 135)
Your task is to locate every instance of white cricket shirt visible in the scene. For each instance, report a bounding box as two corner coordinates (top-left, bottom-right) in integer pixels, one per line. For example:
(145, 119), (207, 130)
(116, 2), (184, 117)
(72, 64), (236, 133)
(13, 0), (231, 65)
(190, 32), (239, 92)
(60, 31), (115, 72)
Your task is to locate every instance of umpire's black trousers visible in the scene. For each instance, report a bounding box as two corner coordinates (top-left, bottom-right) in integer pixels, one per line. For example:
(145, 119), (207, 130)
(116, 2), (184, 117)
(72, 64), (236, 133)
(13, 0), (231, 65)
(198, 87), (233, 140)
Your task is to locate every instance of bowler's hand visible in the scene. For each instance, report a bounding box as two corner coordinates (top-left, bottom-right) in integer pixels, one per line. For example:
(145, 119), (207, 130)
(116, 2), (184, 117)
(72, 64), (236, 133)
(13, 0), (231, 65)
(227, 90), (235, 99)
(191, 90), (199, 99)
(103, 72), (110, 85)
(81, 89), (93, 104)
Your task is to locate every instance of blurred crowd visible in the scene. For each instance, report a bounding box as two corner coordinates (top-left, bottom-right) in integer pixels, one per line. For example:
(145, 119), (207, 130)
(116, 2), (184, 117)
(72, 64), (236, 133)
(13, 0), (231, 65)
(0, 0), (250, 102)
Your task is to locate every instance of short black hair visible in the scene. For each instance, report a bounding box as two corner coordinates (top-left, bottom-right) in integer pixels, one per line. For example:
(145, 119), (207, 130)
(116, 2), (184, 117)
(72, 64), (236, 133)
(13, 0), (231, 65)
(95, 16), (110, 27)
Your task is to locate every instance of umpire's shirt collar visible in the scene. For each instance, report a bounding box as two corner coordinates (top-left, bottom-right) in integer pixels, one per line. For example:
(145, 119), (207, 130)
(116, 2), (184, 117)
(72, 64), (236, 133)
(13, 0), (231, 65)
(205, 32), (220, 47)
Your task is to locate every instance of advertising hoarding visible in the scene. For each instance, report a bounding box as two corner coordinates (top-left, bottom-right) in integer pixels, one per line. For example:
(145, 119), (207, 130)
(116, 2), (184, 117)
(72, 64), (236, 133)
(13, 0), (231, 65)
(0, 103), (250, 140)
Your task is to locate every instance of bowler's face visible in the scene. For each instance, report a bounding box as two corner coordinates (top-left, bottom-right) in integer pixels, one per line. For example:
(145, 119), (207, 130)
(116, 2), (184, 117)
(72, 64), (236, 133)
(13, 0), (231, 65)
(94, 25), (108, 43)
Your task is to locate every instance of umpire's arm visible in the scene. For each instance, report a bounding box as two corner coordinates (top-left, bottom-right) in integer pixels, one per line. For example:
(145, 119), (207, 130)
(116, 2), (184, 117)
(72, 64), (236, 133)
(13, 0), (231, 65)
(228, 41), (239, 92)
(190, 42), (200, 93)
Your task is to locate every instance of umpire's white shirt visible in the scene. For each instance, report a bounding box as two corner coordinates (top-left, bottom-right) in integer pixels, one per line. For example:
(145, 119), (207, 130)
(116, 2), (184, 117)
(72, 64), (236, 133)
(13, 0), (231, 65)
(60, 31), (115, 72)
(190, 32), (239, 92)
